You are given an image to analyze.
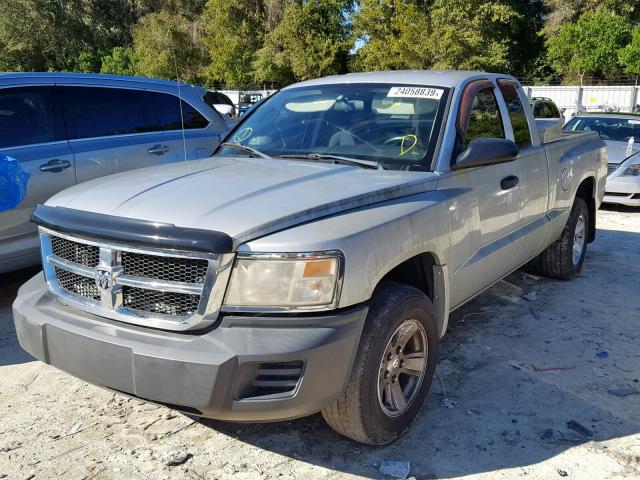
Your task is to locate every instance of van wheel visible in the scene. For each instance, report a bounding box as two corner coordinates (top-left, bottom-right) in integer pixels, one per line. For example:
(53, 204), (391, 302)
(321, 283), (438, 445)
(539, 197), (589, 280)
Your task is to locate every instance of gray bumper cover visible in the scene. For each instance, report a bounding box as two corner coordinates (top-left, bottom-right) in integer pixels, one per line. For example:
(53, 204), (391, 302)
(13, 275), (368, 422)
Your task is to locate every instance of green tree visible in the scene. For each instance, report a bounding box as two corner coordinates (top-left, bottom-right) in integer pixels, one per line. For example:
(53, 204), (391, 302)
(426, 0), (521, 72)
(619, 27), (640, 75)
(202, 0), (287, 87)
(133, 11), (208, 83)
(100, 47), (137, 76)
(0, 0), (89, 72)
(352, 0), (432, 71)
(352, 0), (524, 73)
(254, 0), (352, 83)
(543, 0), (640, 35)
(546, 8), (631, 83)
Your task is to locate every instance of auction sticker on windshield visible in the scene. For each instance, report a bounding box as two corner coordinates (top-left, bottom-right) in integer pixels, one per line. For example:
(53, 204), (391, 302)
(387, 87), (444, 99)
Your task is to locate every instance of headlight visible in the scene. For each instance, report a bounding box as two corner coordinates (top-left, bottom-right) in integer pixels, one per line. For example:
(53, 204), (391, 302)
(223, 252), (343, 310)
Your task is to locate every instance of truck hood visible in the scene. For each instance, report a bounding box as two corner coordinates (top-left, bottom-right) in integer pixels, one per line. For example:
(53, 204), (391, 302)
(605, 140), (640, 164)
(47, 157), (438, 247)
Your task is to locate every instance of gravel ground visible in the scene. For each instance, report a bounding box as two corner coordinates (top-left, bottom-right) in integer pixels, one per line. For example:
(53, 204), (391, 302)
(0, 206), (639, 480)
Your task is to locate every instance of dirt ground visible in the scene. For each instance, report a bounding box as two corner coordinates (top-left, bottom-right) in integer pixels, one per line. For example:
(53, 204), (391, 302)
(0, 206), (639, 480)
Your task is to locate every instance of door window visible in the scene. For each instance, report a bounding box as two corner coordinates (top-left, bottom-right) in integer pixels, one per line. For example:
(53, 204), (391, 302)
(147, 92), (210, 130)
(62, 87), (150, 139)
(0, 87), (58, 148)
(463, 87), (505, 149)
(498, 82), (532, 148)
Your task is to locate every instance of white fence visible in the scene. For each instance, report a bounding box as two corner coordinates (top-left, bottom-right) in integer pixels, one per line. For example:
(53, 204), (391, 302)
(217, 89), (278, 107)
(523, 85), (640, 121)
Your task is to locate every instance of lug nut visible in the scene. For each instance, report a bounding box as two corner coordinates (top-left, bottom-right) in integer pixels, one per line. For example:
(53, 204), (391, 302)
(384, 370), (390, 379)
(387, 352), (393, 361)
(396, 346), (402, 354)
(391, 375), (397, 383)
(399, 359), (405, 368)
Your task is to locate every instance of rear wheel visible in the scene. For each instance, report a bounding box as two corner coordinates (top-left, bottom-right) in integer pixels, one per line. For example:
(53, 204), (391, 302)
(321, 283), (438, 445)
(539, 197), (589, 280)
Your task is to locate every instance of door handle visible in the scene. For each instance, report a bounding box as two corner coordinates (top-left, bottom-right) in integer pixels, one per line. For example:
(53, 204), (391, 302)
(148, 144), (170, 155)
(39, 159), (71, 173)
(500, 175), (519, 190)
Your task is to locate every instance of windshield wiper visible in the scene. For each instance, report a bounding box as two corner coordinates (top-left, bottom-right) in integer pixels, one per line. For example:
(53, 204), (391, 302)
(219, 142), (271, 159)
(277, 153), (383, 170)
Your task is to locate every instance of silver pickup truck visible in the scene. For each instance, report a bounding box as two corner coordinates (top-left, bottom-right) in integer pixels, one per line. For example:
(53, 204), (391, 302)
(13, 71), (607, 445)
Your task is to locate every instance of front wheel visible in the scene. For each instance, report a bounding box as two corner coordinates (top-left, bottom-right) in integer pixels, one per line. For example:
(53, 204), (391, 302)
(539, 197), (589, 280)
(321, 283), (438, 445)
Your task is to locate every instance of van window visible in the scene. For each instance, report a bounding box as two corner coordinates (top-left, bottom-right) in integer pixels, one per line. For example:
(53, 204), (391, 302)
(464, 87), (505, 148)
(0, 87), (57, 148)
(62, 87), (150, 139)
(147, 92), (209, 130)
(498, 82), (532, 148)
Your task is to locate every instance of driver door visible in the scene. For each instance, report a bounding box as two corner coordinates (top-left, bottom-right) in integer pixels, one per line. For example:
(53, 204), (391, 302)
(439, 80), (524, 308)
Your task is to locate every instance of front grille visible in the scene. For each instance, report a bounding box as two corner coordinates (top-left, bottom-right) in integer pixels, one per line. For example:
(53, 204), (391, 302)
(51, 236), (99, 267)
(608, 163), (619, 175)
(122, 252), (208, 283)
(40, 229), (225, 330)
(123, 286), (201, 316)
(55, 267), (101, 300)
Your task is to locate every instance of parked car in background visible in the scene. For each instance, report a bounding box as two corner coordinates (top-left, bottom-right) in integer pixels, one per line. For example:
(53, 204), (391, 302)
(563, 113), (640, 206)
(238, 92), (265, 115)
(14, 71), (606, 445)
(204, 90), (237, 119)
(0, 72), (229, 274)
(530, 97), (563, 119)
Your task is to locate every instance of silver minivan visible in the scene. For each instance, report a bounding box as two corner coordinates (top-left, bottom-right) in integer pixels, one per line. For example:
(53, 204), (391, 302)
(0, 73), (229, 274)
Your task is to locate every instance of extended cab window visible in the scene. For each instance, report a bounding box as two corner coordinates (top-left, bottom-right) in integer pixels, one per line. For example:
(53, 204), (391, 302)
(464, 88), (505, 148)
(62, 87), (150, 139)
(498, 82), (532, 148)
(0, 87), (58, 148)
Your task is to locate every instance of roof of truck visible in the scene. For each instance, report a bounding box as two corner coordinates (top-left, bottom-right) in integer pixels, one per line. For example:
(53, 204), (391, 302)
(285, 70), (517, 89)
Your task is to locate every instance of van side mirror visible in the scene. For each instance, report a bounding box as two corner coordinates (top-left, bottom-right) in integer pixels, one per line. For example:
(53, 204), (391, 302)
(213, 104), (234, 117)
(451, 138), (519, 170)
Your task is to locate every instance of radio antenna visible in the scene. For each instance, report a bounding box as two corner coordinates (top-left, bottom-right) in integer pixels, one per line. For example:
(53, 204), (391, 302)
(169, 28), (190, 170)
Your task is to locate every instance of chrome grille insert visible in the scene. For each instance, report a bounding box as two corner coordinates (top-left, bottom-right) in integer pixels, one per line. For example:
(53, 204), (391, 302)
(54, 266), (101, 301)
(121, 252), (208, 283)
(123, 287), (201, 316)
(39, 227), (235, 331)
(51, 236), (99, 267)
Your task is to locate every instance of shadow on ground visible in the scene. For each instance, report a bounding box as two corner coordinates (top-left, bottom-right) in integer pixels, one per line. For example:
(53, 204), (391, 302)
(0, 267), (39, 366)
(197, 226), (640, 478)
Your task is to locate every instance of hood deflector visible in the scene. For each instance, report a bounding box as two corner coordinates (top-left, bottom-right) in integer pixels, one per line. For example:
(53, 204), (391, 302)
(31, 205), (234, 254)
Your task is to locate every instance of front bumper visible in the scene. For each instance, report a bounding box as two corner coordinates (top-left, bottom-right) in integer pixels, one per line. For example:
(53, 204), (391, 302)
(13, 274), (368, 422)
(604, 174), (640, 206)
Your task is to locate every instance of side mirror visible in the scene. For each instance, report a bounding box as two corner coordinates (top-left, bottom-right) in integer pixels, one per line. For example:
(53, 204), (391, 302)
(451, 138), (519, 170)
(213, 104), (234, 117)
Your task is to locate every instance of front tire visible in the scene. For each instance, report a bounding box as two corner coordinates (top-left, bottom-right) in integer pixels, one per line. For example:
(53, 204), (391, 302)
(539, 197), (589, 280)
(321, 283), (438, 445)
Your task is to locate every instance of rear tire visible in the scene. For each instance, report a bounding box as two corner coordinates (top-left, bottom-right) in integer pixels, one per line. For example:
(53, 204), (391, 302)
(321, 283), (438, 445)
(539, 197), (589, 280)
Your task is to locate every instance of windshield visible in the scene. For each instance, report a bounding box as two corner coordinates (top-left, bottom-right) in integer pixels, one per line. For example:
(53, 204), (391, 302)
(563, 116), (640, 142)
(218, 83), (450, 169)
